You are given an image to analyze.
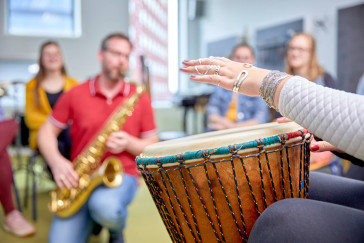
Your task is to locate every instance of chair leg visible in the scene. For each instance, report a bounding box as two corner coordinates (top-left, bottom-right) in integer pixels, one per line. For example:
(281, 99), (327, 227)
(23, 156), (32, 208)
(24, 151), (38, 220)
(12, 169), (23, 213)
(32, 165), (37, 221)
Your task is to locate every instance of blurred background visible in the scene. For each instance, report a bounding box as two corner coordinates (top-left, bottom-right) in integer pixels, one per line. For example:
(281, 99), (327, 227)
(0, 0), (363, 242)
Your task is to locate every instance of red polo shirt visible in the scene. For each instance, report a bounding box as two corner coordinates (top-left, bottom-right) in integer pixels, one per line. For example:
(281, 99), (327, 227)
(49, 76), (157, 176)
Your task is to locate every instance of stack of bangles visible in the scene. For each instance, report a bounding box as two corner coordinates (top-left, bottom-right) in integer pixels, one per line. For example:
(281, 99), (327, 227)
(259, 71), (290, 110)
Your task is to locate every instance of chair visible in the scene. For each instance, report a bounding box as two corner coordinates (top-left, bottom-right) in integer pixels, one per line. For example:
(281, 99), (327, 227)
(158, 94), (211, 141)
(24, 150), (52, 221)
(18, 116), (53, 221)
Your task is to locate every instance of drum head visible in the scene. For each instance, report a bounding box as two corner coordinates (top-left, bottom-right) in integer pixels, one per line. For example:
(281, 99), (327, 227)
(141, 122), (303, 158)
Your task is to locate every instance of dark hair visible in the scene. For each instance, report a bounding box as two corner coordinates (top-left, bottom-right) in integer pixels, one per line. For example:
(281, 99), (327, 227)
(100, 33), (133, 51)
(34, 41), (67, 108)
(231, 44), (255, 58)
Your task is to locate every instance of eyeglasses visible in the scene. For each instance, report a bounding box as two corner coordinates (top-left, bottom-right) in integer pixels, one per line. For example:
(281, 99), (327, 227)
(104, 48), (129, 59)
(287, 46), (311, 53)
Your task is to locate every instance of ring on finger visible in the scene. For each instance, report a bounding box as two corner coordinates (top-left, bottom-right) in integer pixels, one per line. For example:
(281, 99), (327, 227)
(204, 64), (213, 75)
(214, 65), (221, 75)
(59, 174), (66, 181)
(194, 65), (202, 75)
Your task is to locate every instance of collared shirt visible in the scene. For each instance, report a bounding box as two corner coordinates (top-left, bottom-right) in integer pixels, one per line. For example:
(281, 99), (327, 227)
(206, 86), (270, 124)
(50, 76), (157, 176)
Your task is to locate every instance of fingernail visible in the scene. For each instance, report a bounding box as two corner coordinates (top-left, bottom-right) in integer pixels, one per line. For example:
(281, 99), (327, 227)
(311, 144), (319, 151)
(190, 75), (196, 78)
(183, 60), (190, 63)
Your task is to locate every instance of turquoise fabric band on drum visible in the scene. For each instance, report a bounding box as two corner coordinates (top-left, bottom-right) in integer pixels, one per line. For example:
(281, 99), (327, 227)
(136, 130), (306, 166)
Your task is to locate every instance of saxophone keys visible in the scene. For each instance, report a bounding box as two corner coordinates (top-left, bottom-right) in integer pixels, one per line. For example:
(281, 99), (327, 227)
(89, 146), (98, 154)
(70, 188), (79, 200)
(111, 123), (119, 131)
(98, 135), (106, 143)
(87, 155), (96, 164)
(79, 175), (91, 189)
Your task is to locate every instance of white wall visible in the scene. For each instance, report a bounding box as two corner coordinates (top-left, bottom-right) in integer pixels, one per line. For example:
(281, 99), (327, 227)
(198, 0), (364, 78)
(0, 0), (129, 82)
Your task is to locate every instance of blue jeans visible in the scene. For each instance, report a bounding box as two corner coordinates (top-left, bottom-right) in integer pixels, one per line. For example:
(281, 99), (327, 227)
(49, 174), (138, 243)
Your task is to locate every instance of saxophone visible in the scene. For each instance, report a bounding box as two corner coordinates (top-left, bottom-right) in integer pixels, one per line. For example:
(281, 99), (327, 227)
(49, 83), (144, 218)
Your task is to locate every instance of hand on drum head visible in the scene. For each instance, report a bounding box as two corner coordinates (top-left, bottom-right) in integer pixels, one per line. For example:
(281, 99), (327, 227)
(277, 117), (344, 153)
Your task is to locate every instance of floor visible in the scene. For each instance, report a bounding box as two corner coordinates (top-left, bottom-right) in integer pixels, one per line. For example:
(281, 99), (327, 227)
(0, 156), (171, 243)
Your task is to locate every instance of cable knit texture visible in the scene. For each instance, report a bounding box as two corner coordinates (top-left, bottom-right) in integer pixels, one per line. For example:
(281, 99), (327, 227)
(279, 76), (364, 161)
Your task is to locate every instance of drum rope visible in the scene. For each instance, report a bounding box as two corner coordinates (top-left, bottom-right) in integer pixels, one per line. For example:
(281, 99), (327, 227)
(162, 165), (197, 242)
(156, 160), (187, 242)
(202, 152), (226, 243)
(278, 136), (287, 199)
(141, 166), (181, 242)
(229, 146), (249, 240)
(284, 146), (295, 198)
(177, 154), (203, 243)
(264, 152), (278, 201)
(256, 139), (268, 209)
(186, 166), (221, 242)
(304, 135), (312, 197)
(299, 143), (303, 198)
(240, 155), (261, 216)
(212, 157), (245, 240)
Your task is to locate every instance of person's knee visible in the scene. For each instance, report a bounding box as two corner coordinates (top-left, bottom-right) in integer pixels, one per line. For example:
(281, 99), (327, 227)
(249, 199), (305, 242)
(88, 195), (127, 231)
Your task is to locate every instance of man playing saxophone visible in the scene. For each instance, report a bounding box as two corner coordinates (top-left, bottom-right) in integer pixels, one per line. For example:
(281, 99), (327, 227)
(38, 33), (158, 243)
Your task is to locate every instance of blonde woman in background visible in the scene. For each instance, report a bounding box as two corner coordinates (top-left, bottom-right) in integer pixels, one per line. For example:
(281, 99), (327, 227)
(285, 32), (336, 88)
(25, 41), (78, 159)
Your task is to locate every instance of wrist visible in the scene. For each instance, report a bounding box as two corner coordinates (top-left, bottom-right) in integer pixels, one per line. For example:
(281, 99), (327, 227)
(259, 71), (290, 110)
(273, 77), (290, 110)
(240, 66), (270, 96)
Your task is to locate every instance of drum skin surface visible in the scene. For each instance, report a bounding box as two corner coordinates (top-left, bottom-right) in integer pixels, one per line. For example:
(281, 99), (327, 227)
(137, 122), (311, 243)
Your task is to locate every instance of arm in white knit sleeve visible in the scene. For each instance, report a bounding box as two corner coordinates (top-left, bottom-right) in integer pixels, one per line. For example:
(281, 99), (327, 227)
(278, 76), (364, 161)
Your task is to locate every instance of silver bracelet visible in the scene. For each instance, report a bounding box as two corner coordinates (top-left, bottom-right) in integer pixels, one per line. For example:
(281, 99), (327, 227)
(259, 71), (289, 110)
(233, 70), (248, 93)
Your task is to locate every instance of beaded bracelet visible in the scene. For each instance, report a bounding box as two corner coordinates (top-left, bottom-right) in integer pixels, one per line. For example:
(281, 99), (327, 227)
(259, 71), (289, 110)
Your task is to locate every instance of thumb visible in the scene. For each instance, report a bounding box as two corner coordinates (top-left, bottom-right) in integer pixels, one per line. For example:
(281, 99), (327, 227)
(276, 117), (292, 123)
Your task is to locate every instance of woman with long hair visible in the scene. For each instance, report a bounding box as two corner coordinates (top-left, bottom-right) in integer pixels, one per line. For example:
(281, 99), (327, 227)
(285, 32), (336, 88)
(25, 41), (78, 158)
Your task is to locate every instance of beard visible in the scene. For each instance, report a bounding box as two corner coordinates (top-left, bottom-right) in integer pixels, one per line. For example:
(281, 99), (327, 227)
(104, 67), (126, 82)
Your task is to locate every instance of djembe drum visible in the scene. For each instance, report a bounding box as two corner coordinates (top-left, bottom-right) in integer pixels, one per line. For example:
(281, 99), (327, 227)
(137, 122), (311, 243)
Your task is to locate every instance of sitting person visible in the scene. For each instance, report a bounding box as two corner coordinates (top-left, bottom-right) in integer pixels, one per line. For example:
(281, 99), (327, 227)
(37, 33), (158, 243)
(206, 44), (270, 131)
(180, 56), (364, 242)
(0, 105), (35, 237)
(25, 41), (78, 159)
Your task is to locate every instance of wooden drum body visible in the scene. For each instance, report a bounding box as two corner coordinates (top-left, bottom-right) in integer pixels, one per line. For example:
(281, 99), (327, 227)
(137, 122), (311, 243)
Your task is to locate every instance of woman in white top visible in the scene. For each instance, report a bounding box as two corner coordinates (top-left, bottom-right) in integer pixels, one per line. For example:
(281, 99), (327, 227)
(180, 57), (364, 243)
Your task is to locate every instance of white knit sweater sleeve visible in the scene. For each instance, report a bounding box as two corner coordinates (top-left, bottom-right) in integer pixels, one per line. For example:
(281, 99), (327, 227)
(278, 76), (364, 161)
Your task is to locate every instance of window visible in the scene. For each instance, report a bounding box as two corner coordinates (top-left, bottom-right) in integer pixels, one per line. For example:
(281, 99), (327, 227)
(6, 0), (81, 37)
